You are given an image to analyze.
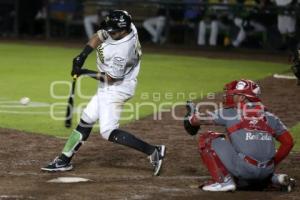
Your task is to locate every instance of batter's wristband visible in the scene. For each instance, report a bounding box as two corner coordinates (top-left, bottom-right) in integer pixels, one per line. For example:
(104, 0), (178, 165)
(80, 45), (94, 58)
(99, 72), (106, 82)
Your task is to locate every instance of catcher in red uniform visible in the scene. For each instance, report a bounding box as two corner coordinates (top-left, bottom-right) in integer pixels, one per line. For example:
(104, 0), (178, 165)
(184, 79), (295, 192)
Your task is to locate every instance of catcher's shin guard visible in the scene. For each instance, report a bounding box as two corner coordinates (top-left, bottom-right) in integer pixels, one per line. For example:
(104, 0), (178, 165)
(198, 131), (229, 182)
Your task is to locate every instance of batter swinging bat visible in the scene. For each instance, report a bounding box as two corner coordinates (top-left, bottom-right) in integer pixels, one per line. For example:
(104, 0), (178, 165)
(65, 75), (77, 128)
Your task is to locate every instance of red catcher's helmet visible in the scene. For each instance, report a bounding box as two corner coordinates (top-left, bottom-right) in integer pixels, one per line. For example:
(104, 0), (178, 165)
(223, 79), (261, 107)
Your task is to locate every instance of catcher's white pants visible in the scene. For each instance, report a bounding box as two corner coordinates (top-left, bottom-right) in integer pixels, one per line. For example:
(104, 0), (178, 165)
(143, 16), (166, 43)
(81, 82), (134, 140)
(198, 20), (218, 46)
(277, 15), (296, 35)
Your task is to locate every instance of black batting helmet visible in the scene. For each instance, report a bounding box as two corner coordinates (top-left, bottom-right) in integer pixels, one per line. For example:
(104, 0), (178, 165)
(103, 10), (132, 33)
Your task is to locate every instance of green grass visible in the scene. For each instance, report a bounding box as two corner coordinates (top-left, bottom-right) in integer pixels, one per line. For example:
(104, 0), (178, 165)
(0, 43), (290, 138)
(291, 123), (300, 151)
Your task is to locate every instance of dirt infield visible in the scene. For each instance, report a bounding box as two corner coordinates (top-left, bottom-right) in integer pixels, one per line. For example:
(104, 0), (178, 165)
(0, 75), (299, 200)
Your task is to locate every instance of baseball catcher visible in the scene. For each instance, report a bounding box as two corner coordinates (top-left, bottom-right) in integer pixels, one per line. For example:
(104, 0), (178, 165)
(41, 10), (166, 176)
(184, 79), (295, 192)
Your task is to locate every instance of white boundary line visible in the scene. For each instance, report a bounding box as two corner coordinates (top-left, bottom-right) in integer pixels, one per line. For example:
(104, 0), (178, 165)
(0, 101), (50, 108)
(0, 111), (52, 114)
(159, 175), (209, 180)
(273, 74), (297, 80)
(0, 195), (35, 199)
(45, 174), (209, 181)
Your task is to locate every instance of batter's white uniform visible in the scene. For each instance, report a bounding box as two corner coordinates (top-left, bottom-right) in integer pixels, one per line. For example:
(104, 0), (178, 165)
(82, 24), (141, 139)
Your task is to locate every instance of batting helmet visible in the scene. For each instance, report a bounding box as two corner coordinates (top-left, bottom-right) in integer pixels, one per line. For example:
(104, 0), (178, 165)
(223, 79), (261, 107)
(103, 10), (132, 33)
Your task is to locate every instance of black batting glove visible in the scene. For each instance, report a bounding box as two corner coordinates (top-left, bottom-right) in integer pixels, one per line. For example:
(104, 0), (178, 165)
(71, 66), (82, 77)
(71, 45), (94, 77)
(71, 53), (87, 77)
(72, 45), (94, 69)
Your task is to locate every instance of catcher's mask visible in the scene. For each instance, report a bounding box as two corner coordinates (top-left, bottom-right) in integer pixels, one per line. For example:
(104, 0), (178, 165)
(223, 79), (261, 107)
(103, 10), (132, 33)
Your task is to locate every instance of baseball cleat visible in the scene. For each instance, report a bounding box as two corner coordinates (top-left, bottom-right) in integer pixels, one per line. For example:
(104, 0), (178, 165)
(284, 177), (296, 192)
(41, 156), (73, 172)
(202, 176), (236, 192)
(271, 174), (296, 192)
(149, 145), (166, 176)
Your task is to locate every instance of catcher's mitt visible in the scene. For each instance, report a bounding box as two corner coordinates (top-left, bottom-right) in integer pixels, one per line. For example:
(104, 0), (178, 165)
(184, 101), (200, 136)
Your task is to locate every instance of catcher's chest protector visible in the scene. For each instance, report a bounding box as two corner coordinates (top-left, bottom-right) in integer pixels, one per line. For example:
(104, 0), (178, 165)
(227, 105), (275, 137)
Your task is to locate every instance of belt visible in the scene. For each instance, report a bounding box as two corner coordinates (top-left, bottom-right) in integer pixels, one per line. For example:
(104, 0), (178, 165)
(244, 156), (273, 168)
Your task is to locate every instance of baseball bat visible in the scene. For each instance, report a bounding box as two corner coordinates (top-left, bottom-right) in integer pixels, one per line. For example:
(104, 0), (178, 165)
(65, 75), (77, 128)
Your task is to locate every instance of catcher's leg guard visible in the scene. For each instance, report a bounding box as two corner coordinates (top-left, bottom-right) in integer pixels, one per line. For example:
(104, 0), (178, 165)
(198, 131), (229, 183)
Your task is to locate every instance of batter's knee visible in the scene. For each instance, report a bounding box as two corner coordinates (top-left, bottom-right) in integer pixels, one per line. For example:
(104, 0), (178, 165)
(76, 119), (93, 141)
(81, 112), (97, 125)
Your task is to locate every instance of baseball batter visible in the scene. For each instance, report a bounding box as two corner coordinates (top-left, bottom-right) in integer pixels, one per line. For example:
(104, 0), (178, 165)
(42, 10), (166, 176)
(184, 79), (295, 192)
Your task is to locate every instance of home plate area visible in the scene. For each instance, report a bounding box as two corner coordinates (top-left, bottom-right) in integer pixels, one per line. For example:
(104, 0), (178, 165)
(47, 177), (93, 183)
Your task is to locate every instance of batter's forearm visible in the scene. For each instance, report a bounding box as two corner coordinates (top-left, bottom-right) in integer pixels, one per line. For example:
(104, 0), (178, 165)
(81, 70), (116, 84)
(79, 35), (99, 59)
(79, 34), (102, 61)
(87, 34), (102, 49)
(78, 34), (100, 60)
(72, 35), (100, 73)
(80, 70), (105, 81)
(80, 45), (94, 58)
(73, 37), (97, 70)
